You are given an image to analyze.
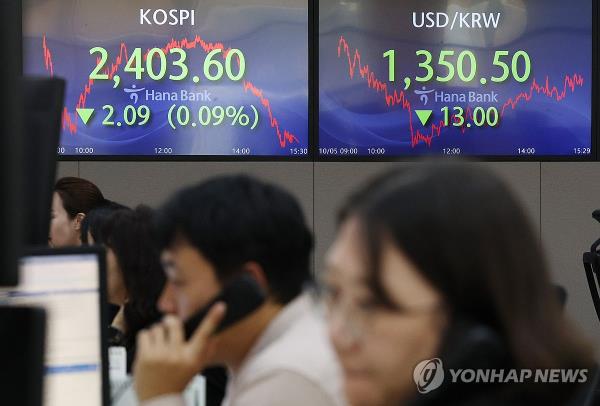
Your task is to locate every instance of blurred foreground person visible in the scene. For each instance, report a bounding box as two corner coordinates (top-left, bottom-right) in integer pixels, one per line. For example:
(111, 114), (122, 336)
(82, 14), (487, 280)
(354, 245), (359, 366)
(97, 205), (228, 405)
(133, 176), (345, 406)
(323, 163), (595, 406)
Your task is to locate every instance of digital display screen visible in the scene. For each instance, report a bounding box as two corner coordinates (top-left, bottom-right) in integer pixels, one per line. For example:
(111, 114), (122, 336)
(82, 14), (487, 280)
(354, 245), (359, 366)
(319, 0), (593, 158)
(2, 253), (104, 406)
(24, 0), (308, 158)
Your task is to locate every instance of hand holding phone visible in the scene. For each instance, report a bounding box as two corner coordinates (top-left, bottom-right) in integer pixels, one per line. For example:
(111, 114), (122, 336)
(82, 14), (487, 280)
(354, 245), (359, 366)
(184, 274), (266, 339)
(134, 304), (226, 401)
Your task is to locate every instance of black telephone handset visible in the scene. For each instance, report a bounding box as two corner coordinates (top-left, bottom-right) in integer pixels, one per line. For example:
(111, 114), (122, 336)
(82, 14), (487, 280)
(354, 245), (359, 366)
(183, 274), (266, 339)
(409, 319), (508, 406)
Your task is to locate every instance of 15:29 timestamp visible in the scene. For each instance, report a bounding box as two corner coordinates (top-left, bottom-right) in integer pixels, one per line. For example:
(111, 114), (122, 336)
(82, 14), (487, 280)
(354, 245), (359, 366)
(574, 147), (591, 155)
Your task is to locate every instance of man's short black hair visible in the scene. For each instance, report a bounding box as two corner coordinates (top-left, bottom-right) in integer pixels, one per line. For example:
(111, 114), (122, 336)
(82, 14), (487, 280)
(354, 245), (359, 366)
(154, 175), (313, 304)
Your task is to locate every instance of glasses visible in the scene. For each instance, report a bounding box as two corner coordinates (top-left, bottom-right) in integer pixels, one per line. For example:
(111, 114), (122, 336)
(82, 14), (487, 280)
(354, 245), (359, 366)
(318, 284), (442, 341)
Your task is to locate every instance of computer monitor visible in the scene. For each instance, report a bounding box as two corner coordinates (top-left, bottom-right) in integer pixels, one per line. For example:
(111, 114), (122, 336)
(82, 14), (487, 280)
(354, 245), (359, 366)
(318, 0), (594, 159)
(0, 305), (46, 406)
(22, 78), (65, 246)
(23, 0), (309, 158)
(1, 248), (109, 406)
(0, 0), (23, 286)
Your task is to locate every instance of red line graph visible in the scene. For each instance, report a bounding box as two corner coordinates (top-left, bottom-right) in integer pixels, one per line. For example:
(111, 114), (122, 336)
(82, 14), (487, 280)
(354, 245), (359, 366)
(42, 36), (54, 77)
(337, 35), (585, 147)
(42, 34), (299, 148)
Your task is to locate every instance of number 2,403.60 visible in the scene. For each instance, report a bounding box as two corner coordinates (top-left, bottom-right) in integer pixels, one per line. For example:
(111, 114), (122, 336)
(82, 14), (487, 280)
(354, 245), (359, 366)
(90, 47), (246, 82)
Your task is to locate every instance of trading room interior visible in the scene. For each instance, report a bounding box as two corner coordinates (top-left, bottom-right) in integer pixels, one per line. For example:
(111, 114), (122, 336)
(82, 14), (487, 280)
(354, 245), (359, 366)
(3, 1), (600, 406)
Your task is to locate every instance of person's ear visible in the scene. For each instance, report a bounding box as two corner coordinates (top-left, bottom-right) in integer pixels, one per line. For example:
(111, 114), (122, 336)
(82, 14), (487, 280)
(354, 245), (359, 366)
(241, 261), (269, 293)
(73, 213), (86, 231)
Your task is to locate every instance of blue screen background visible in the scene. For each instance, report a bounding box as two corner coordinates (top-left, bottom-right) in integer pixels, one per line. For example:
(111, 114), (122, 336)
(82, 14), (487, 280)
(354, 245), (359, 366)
(24, 0), (308, 157)
(319, 0), (593, 157)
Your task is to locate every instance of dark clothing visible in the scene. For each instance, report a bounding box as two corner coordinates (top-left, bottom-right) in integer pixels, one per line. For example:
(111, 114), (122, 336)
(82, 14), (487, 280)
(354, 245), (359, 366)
(203, 367), (228, 406)
(409, 322), (596, 406)
(410, 380), (596, 406)
(108, 303), (120, 322)
(107, 325), (135, 372)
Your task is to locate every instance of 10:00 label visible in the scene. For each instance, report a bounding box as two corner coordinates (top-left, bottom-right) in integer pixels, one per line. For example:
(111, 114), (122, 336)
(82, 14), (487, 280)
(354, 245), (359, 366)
(75, 147), (94, 154)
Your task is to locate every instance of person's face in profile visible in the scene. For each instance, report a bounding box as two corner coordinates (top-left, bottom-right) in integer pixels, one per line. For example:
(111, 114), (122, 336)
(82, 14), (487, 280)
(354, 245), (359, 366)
(158, 236), (222, 322)
(323, 217), (447, 406)
(49, 192), (82, 247)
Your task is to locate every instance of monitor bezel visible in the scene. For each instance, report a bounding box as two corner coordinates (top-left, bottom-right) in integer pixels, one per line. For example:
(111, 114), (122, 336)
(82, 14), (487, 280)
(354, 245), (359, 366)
(21, 1), (314, 162)
(315, 0), (599, 162)
(20, 246), (109, 406)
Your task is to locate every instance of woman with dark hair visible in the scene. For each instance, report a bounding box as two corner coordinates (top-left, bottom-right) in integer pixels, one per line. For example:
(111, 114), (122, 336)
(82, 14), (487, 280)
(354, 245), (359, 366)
(322, 162), (595, 406)
(100, 205), (228, 404)
(80, 201), (129, 245)
(99, 205), (165, 371)
(81, 202), (130, 322)
(50, 177), (106, 247)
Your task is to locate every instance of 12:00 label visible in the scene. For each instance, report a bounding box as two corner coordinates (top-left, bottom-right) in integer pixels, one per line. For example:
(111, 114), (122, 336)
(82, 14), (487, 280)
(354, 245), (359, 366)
(155, 147), (173, 154)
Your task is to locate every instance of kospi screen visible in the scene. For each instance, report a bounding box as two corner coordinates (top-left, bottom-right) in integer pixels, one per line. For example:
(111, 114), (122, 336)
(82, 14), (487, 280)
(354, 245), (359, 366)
(319, 0), (593, 158)
(24, 0), (309, 158)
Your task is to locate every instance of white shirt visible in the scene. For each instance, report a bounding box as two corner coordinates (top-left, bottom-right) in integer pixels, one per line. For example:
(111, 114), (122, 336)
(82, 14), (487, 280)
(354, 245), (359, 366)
(143, 294), (346, 406)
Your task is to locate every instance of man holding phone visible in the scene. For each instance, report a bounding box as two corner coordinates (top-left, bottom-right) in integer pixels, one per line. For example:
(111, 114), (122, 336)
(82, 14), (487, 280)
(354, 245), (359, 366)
(134, 175), (345, 406)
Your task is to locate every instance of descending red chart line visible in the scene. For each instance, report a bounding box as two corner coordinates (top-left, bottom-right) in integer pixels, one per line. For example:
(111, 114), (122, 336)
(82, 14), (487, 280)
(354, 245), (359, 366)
(42, 36), (54, 77)
(336, 35), (585, 148)
(41, 34), (299, 148)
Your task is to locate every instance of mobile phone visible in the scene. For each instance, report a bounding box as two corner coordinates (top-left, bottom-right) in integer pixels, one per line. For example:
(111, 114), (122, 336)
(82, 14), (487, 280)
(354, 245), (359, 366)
(183, 274), (266, 339)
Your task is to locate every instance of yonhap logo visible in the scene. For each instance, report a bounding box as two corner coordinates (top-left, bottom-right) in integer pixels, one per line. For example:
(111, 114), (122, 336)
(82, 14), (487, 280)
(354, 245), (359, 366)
(414, 358), (445, 393)
(413, 359), (588, 394)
